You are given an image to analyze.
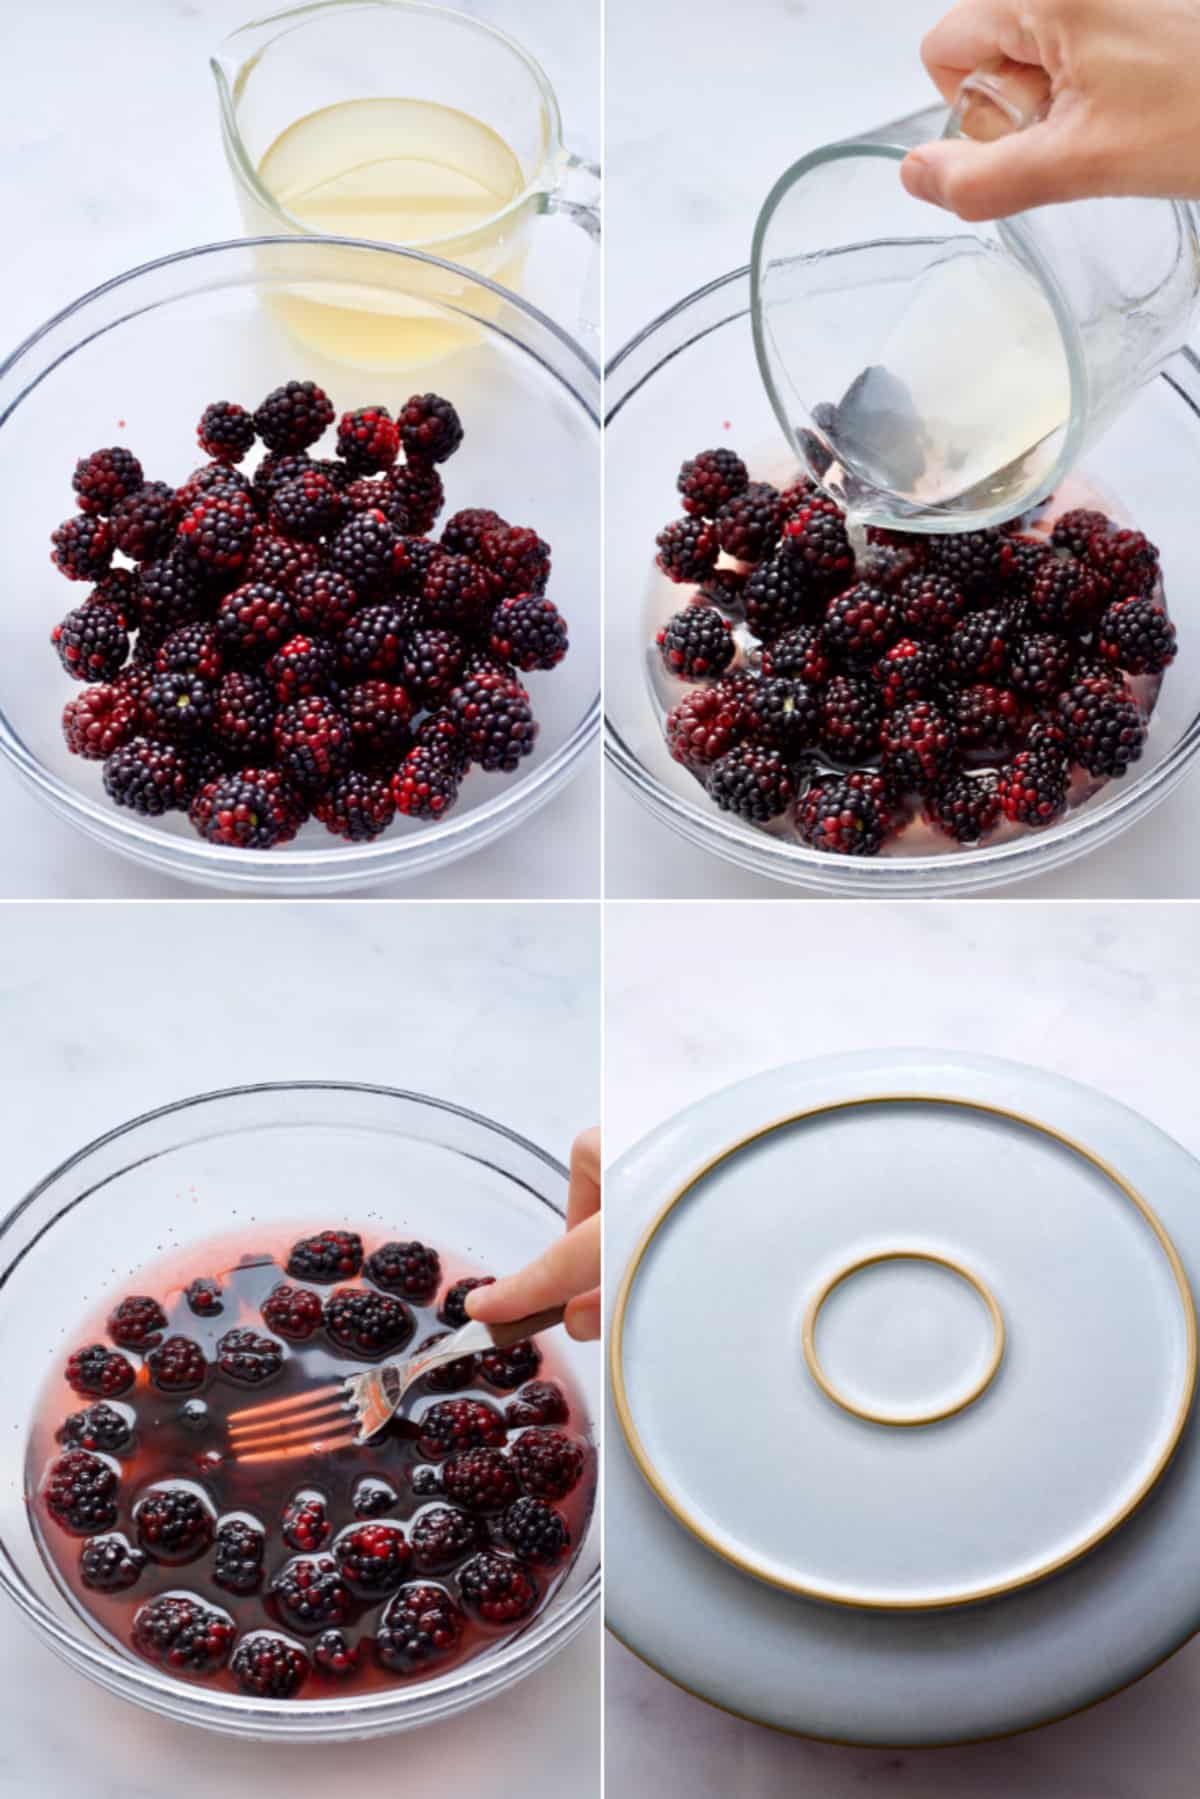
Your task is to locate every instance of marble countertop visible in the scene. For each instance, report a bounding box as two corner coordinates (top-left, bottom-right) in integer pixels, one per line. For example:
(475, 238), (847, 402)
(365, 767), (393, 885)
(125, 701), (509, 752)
(0, 902), (600, 1796)
(605, 899), (1200, 1793)
(0, 0), (599, 899)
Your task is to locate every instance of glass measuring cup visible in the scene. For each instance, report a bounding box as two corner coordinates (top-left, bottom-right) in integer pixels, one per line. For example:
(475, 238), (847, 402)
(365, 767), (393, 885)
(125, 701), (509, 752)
(213, 0), (600, 359)
(751, 61), (1200, 533)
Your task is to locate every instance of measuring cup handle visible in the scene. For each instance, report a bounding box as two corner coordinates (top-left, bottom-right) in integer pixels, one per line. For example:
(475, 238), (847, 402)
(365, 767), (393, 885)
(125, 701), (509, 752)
(544, 150), (602, 341)
(945, 56), (1053, 143)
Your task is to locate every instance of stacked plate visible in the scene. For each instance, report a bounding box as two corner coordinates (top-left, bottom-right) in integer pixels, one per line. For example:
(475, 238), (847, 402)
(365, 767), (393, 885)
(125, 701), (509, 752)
(605, 1051), (1200, 1745)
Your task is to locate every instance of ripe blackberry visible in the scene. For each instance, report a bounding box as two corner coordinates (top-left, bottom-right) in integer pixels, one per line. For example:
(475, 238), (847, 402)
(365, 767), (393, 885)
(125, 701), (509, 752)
(997, 745), (1070, 827)
(510, 1428), (585, 1500)
(677, 446), (749, 518)
(441, 1449), (520, 1514)
(665, 676), (757, 770)
(146, 1335), (208, 1392)
(353, 1478), (399, 1519)
(489, 594), (569, 672)
(267, 633), (337, 706)
(379, 462), (445, 536)
(336, 603), (410, 685)
(945, 608), (1011, 684)
(178, 488), (257, 574)
(260, 1283), (323, 1342)
(216, 1327), (284, 1385)
(186, 1278), (223, 1316)
(1023, 555), (1101, 632)
(440, 1276), (495, 1328)
(141, 669), (217, 742)
(442, 507), (507, 558)
(58, 1401), (134, 1456)
(500, 1497), (570, 1565)
(212, 669), (276, 761)
(896, 568), (966, 640)
(178, 459), (254, 511)
(1051, 507), (1111, 558)
(421, 550), (493, 633)
(269, 470), (345, 542)
(742, 551), (816, 638)
(928, 770), (1002, 844)
(80, 1533), (146, 1592)
(1057, 675), (1146, 777)
(109, 481), (181, 563)
(417, 1398), (506, 1459)
(325, 1286), (415, 1356)
(103, 737), (198, 814)
(880, 699), (958, 793)
(253, 380), (335, 454)
(819, 673), (882, 763)
(697, 565), (750, 612)
(66, 1343), (135, 1398)
(155, 621), (223, 684)
(928, 528), (1013, 599)
(396, 534), (444, 597)
(505, 1382), (569, 1429)
(52, 601), (129, 682)
(714, 481), (783, 562)
(415, 1332), (478, 1394)
(1086, 526), (1160, 599)
(1098, 597), (1177, 675)
(478, 523), (552, 599)
(139, 552), (207, 638)
(414, 708), (470, 771)
(707, 742), (795, 821)
(50, 513), (114, 581)
(243, 527), (320, 595)
(782, 498), (856, 598)
(313, 1630), (359, 1679)
(952, 683), (1023, 756)
(873, 638), (944, 711)
(656, 604), (735, 678)
(449, 671), (538, 771)
(133, 1594), (234, 1676)
(1008, 631), (1075, 702)
(90, 564), (142, 613)
(410, 1505), (488, 1572)
(134, 1485), (215, 1562)
(213, 1517), (266, 1595)
(795, 774), (890, 857)
(73, 445), (145, 514)
(480, 1338), (542, 1392)
(286, 570), (357, 643)
(398, 392), (463, 464)
(340, 680), (411, 767)
(274, 693), (351, 791)
(107, 1295), (167, 1351)
(823, 583), (898, 668)
(759, 623), (830, 686)
(43, 1451), (120, 1535)
(288, 1230), (364, 1282)
(196, 401), (255, 464)
(458, 1552), (539, 1625)
(315, 768), (397, 841)
(283, 1493), (330, 1553)
(778, 474), (820, 520)
(335, 404), (399, 473)
(751, 674), (819, 756)
(365, 1240), (441, 1300)
(230, 1632), (310, 1698)
(334, 1522), (411, 1595)
(377, 1583), (466, 1672)
(270, 1556), (351, 1634)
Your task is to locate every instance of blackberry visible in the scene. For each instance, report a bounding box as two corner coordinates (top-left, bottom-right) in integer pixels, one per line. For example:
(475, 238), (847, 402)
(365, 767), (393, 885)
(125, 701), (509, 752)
(417, 1398), (507, 1459)
(751, 674), (819, 756)
(43, 1451), (120, 1535)
(141, 670), (216, 742)
(896, 568), (967, 640)
(133, 1594), (234, 1676)
(138, 552), (207, 639)
(414, 1332), (479, 1394)
(509, 1428), (585, 1500)
(505, 1381), (569, 1429)
(928, 769), (1002, 844)
(880, 699), (958, 793)
(274, 694), (352, 790)
(1085, 526), (1160, 599)
(458, 1553), (539, 1625)
(379, 462), (445, 536)
(72, 445), (145, 514)
(663, 679), (751, 768)
(398, 392), (463, 464)
(52, 601), (129, 682)
(288, 1230), (364, 1282)
(90, 564), (142, 614)
(818, 673), (882, 763)
(212, 669), (276, 761)
(313, 1630), (359, 1679)
(1008, 631), (1075, 702)
(177, 489), (257, 574)
(315, 766), (398, 842)
(269, 1556), (351, 1634)
(146, 1335), (208, 1392)
(796, 774), (890, 857)
(997, 745), (1071, 827)
(742, 551), (816, 638)
(449, 671), (538, 771)
(325, 1286), (414, 1356)
(778, 474), (820, 520)
(656, 604), (735, 678)
(267, 633), (337, 705)
(377, 1582), (466, 1672)
(421, 550), (493, 634)
(343, 679), (413, 766)
(197, 401), (256, 464)
(253, 380), (335, 453)
(107, 1295), (167, 1351)
(270, 470), (345, 542)
(441, 1449), (520, 1514)
(714, 482), (783, 562)
(104, 737), (199, 814)
(50, 513), (114, 582)
(262, 1283), (324, 1341)
(155, 621), (223, 683)
(500, 1497), (570, 1565)
(80, 1533), (146, 1592)
(186, 1278), (223, 1316)
(478, 523), (551, 599)
(1024, 555), (1101, 632)
(697, 565), (750, 612)
(230, 1632), (310, 1698)
(213, 1517), (266, 1595)
(283, 1493), (330, 1553)
(489, 594), (569, 672)
(782, 498), (856, 598)
(442, 507), (507, 558)
(677, 446), (749, 518)
(411, 1467), (443, 1499)
(110, 481), (181, 563)
(859, 541), (923, 592)
(1057, 675), (1146, 777)
(216, 1327), (284, 1385)
(178, 460), (254, 511)
(410, 1505), (487, 1572)
(874, 637), (944, 710)
(292, 567), (359, 639)
(440, 1276), (495, 1329)
(57, 1401), (134, 1456)
(1098, 597), (1177, 675)
(951, 683), (1023, 756)
(338, 600), (412, 679)
(706, 742), (794, 821)
(243, 528), (320, 594)
(1051, 507), (1111, 558)
(927, 528), (1013, 599)
(415, 708), (470, 772)
(365, 1240), (441, 1301)
(335, 404), (399, 473)
(945, 608), (1011, 684)
(480, 1338), (542, 1392)
(353, 1477), (399, 1519)
(395, 534), (443, 596)
(66, 1343), (135, 1398)
(759, 623), (830, 686)
(134, 1485), (215, 1562)
(823, 583), (898, 668)
(333, 1522), (411, 1595)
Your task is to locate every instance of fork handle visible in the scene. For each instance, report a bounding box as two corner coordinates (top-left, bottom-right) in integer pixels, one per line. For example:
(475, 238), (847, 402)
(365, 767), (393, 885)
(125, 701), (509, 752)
(487, 1304), (567, 1349)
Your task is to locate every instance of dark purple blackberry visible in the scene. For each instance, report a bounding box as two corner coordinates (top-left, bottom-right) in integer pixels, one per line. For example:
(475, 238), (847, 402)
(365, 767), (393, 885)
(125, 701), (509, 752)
(327, 509), (399, 600)
(337, 600), (412, 679)
(880, 699), (958, 793)
(178, 459), (254, 512)
(397, 629), (464, 710)
(781, 498), (856, 598)
(380, 461), (444, 536)
(951, 683), (1023, 756)
(109, 481), (181, 563)
(343, 679), (413, 765)
(1008, 631), (1076, 702)
(439, 1276), (495, 1329)
(269, 1556), (351, 1634)
(291, 567), (359, 639)
(230, 1632), (309, 1698)
(335, 405), (399, 473)
(945, 608), (1011, 684)
(677, 446), (749, 517)
(393, 745), (463, 819)
(103, 737), (199, 815)
(353, 1478), (399, 1519)
(707, 741), (795, 821)
(1085, 526), (1160, 599)
(243, 528), (320, 594)
(282, 1493), (330, 1553)
(261, 1283), (323, 1341)
(928, 769), (1002, 843)
(421, 550), (493, 633)
(253, 380), (335, 453)
(66, 1344), (135, 1398)
(80, 1533), (146, 1592)
(324, 1285), (415, 1356)
(186, 1278), (223, 1316)
(138, 552), (208, 639)
(1023, 555), (1101, 632)
(62, 681), (139, 761)
(212, 669), (276, 761)
(108, 1295), (167, 1351)
(759, 622), (830, 686)
(216, 1327), (284, 1385)
(251, 452), (325, 506)
(133, 1594), (234, 1676)
(656, 604), (735, 678)
(751, 674), (819, 756)
(190, 765), (304, 848)
(52, 601), (129, 682)
(398, 392), (463, 463)
(314, 768), (396, 842)
(818, 673), (882, 763)
(1050, 507), (1111, 558)
(778, 474), (820, 521)
(505, 1381), (569, 1429)
(441, 1449), (520, 1514)
(146, 1335), (208, 1392)
(274, 693), (352, 790)
(458, 1553), (539, 1625)
(396, 534), (444, 597)
(266, 633), (337, 705)
(312, 1630), (359, 1679)
(896, 568), (967, 640)
(58, 1401), (134, 1456)
(1098, 597), (1177, 675)
(197, 402), (256, 464)
(365, 1240), (441, 1300)
(414, 1332), (478, 1394)
(500, 1497), (570, 1565)
(927, 528), (1013, 599)
(134, 1485), (215, 1562)
(213, 1517), (266, 1595)
(417, 1398), (506, 1460)
(997, 745), (1071, 827)
(333, 1522), (411, 1595)
(141, 670), (216, 742)
(509, 1428), (586, 1500)
(742, 551), (817, 638)
(269, 470), (345, 542)
(480, 1338), (542, 1392)
(655, 512), (721, 583)
(50, 513), (114, 581)
(287, 1230), (364, 1283)
(489, 594), (569, 672)
(377, 1583), (465, 1672)
(477, 523), (551, 599)
(90, 564), (142, 614)
(177, 488), (256, 574)
(410, 1505), (487, 1572)
(415, 708), (470, 772)
(873, 637), (944, 711)
(1057, 675), (1146, 777)
(155, 621), (223, 684)
(442, 508), (506, 559)
(823, 583), (898, 668)
(73, 445), (145, 514)
(795, 774), (891, 857)
(43, 1451), (120, 1535)
(714, 482), (783, 563)
(449, 671), (538, 771)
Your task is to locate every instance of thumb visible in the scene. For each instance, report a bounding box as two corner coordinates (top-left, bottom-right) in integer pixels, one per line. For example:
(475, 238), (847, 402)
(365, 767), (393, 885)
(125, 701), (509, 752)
(464, 1213), (601, 1326)
(900, 125), (1088, 221)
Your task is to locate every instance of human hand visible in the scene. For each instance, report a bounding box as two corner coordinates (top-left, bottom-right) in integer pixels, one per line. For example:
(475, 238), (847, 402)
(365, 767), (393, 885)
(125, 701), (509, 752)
(900, 0), (1200, 221)
(465, 1127), (601, 1341)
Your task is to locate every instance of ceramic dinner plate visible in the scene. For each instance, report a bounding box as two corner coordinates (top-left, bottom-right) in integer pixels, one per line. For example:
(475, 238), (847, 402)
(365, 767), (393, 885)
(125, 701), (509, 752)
(606, 1052), (1200, 1745)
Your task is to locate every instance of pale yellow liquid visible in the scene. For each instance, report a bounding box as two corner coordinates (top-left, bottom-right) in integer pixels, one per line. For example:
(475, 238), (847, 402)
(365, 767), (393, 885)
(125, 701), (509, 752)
(254, 97), (530, 365)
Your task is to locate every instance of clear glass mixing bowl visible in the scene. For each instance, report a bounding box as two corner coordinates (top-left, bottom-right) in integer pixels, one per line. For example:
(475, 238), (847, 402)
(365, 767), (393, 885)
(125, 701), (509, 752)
(0, 239), (599, 894)
(0, 1082), (599, 1740)
(605, 269), (1200, 896)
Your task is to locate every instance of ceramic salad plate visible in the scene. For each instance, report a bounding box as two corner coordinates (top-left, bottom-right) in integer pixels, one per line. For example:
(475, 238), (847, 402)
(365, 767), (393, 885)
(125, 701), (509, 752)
(606, 1051), (1200, 1745)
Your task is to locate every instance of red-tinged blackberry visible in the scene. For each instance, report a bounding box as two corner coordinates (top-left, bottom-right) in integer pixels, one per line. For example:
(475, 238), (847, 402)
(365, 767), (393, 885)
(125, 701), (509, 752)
(58, 1401), (135, 1456)
(343, 475), (386, 515)
(138, 552), (207, 639)
(155, 620), (223, 684)
(1057, 675), (1146, 776)
(269, 1556), (351, 1634)
(1098, 596), (1177, 675)
(501, 1497), (570, 1565)
(80, 1533), (146, 1592)
(759, 623), (830, 686)
(43, 1451), (120, 1535)
(110, 481), (180, 563)
(395, 533), (443, 597)
(880, 699), (958, 793)
(778, 474), (820, 521)
(261, 1282), (323, 1341)
(91, 563), (142, 611)
(243, 526), (320, 595)
(928, 769), (1002, 844)
(410, 1505), (488, 1572)
(292, 565), (359, 639)
(283, 1492), (330, 1553)
(417, 1398), (507, 1460)
(178, 488), (257, 574)
(1023, 555), (1101, 632)
(439, 1275), (495, 1328)
(819, 673), (882, 763)
(945, 608), (1011, 684)
(146, 1335), (208, 1392)
(334, 1522), (411, 1595)
(353, 1477), (399, 1519)
(742, 551), (816, 638)
(414, 708), (470, 772)
(656, 604), (735, 678)
(108, 1295), (167, 1351)
(50, 513), (114, 582)
(952, 683), (1023, 756)
(510, 1428), (585, 1500)
(134, 1485), (216, 1562)
(72, 445), (145, 515)
(274, 693), (352, 791)
(196, 400), (256, 464)
(1008, 631), (1076, 702)
(823, 583), (898, 668)
(442, 1449), (520, 1514)
(398, 392), (463, 464)
(269, 470), (345, 542)
(343, 679), (413, 767)
(325, 1286), (415, 1356)
(250, 452), (321, 508)
(216, 1327), (284, 1385)
(134, 1594), (234, 1676)
(795, 775), (889, 857)
(997, 745), (1070, 827)
(230, 1631), (309, 1698)
(141, 669), (217, 743)
(751, 674), (819, 756)
(253, 379), (335, 453)
(677, 446), (749, 518)
(782, 498), (856, 599)
(442, 507), (506, 558)
(377, 1582), (466, 1672)
(212, 669), (276, 761)
(714, 481), (783, 563)
(414, 1332), (479, 1394)
(449, 671), (538, 771)
(313, 1630), (359, 1679)
(480, 1338), (542, 1392)
(1085, 525), (1160, 599)
(103, 737), (197, 815)
(186, 1278), (223, 1316)
(52, 601), (129, 683)
(489, 594), (569, 672)
(266, 633), (337, 706)
(333, 403), (398, 473)
(421, 549), (493, 633)
(365, 1239), (441, 1300)
(337, 600), (412, 679)
(458, 1552), (539, 1625)
(478, 522), (552, 599)
(505, 1382), (569, 1429)
(928, 528), (1014, 599)
(66, 1343), (135, 1398)
(288, 1231), (364, 1282)
(874, 637), (944, 711)
(1051, 507), (1111, 558)
(896, 568), (966, 641)
(178, 460), (254, 512)
(461, 645), (516, 683)
(213, 1516), (265, 1595)
(380, 461), (445, 537)
(706, 741), (794, 821)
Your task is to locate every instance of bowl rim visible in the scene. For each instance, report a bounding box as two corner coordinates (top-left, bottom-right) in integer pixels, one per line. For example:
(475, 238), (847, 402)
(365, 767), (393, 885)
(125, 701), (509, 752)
(603, 265), (1200, 892)
(0, 1079), (600, 1728)
(0, 236), (599, 888)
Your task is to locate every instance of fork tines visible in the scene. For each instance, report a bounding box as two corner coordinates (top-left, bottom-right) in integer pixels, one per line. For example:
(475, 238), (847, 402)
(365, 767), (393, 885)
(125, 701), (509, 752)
(227, 1381), (358, 1464)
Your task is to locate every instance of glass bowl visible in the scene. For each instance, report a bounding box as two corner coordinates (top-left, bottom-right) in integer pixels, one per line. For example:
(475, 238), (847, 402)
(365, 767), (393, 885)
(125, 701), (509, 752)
(605, 268), (1200, 895)
(0, 238), (599, 895)
(0, 1082), (599, 1740)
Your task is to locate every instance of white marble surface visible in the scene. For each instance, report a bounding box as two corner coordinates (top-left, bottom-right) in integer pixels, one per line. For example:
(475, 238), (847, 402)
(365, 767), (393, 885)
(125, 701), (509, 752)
(605, 899), (1200, 1793)
(604, 0), (1200, 898)
(0, 0), (599, 898)
(0, 902), (600, 1797)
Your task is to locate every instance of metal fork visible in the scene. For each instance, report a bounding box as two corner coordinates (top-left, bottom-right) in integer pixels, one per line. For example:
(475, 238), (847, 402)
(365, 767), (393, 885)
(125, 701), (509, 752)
(226, 1305), (566, 1464)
